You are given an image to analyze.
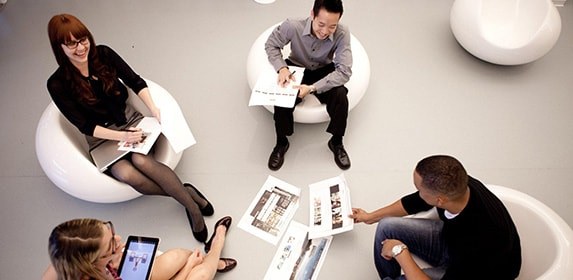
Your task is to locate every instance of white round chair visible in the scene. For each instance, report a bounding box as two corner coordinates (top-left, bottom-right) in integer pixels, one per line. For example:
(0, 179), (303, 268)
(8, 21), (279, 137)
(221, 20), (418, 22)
(450, 0), (562, 65)
(246, 23), (370, 123)
(35, 79), (184, 203)
(410, 184), (573, 279)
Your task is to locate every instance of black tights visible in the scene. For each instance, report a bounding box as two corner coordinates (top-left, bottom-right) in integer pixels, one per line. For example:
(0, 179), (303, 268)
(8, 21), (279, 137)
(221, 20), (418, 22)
(110, 153), (206, 232)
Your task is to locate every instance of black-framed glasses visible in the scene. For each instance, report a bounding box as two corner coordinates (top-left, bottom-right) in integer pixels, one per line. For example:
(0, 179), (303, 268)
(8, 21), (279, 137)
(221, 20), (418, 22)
(63, 37), (89, 50)
(101, 221), (117, 258)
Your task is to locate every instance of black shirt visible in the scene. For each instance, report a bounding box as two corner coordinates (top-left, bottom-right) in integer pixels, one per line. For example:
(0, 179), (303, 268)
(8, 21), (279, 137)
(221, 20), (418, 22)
(401, 176), (522, 279)
(47, 45), (147, 136)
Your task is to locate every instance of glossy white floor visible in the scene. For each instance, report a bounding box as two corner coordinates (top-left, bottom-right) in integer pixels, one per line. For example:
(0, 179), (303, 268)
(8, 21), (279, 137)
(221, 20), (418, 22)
(1, 0), (572, 279)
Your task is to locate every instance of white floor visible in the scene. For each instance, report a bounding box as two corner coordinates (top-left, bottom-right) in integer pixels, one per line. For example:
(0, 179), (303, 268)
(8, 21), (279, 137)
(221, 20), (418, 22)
(1, 0), (572, 279)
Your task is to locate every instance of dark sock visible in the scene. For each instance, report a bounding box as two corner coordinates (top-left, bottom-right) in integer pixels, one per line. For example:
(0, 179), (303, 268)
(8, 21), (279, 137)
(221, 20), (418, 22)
(277, 135), (289, 147)
(330, 135), (343, 146)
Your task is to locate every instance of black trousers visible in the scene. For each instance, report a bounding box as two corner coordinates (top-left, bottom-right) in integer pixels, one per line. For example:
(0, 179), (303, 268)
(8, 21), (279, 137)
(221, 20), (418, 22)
(274, 61), (349, 137)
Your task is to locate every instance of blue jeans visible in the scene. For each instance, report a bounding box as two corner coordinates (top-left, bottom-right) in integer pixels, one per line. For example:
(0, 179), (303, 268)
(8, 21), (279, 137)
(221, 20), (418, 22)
(374, 217), (449, 280)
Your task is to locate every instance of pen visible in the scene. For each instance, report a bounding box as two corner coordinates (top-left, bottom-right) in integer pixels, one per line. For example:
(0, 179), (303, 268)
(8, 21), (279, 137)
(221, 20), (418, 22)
(289, 70), (296, 79)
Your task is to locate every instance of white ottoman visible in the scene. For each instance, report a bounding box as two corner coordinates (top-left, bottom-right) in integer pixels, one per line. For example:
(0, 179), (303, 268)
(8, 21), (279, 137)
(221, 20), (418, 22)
(247, 23), (370, 123)
(36, 79), (184, 203)
(450, 0), (562, 65)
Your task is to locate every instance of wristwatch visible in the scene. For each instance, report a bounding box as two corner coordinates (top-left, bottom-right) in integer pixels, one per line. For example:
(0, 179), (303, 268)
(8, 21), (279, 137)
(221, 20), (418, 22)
(309, 85), (317, 94)
(391, 244), (408, 258)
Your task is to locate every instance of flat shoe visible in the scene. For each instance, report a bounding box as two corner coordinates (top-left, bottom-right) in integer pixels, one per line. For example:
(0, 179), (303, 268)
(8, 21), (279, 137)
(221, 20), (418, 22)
(184, 183), (214, 216)
(186, 208), (208, 242)
(204, 216), (232, 253)
(217, 258), (237, 273)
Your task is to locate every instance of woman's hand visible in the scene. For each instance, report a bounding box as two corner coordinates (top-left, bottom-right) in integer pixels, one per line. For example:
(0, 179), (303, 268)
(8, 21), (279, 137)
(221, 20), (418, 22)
(187, 248), (204, 269)
(122, 127), (143, 144)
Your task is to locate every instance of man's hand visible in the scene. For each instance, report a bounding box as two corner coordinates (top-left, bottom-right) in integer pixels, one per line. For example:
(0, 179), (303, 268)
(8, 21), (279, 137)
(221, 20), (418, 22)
(277, 67), (296, 87)
(350, 208), (373, 224)
(293, 84), (314, 99)
(380, 239), (403, 260)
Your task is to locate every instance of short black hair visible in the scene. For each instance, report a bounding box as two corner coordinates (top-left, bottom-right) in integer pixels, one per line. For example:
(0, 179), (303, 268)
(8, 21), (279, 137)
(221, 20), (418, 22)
(415, 155), (468, 199)
(313, 0), (344, 17)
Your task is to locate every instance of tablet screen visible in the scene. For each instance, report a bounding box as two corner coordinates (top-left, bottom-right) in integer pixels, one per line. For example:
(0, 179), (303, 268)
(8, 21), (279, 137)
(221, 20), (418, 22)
(118, 236), (160, 280)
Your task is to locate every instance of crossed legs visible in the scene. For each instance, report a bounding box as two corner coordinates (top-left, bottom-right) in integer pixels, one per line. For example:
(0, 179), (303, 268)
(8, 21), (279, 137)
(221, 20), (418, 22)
(110, 153), (206, 235)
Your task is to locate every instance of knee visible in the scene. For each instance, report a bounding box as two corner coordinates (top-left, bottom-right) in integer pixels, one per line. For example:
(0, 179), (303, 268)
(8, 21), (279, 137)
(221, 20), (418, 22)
(157, 248), (190, 265)
(131, 153), (155, 169)
(375, 217), (401, 241)
(189, 265), (214, 280)
(330, 87), (349, 107)
(110, 162), (135, 183)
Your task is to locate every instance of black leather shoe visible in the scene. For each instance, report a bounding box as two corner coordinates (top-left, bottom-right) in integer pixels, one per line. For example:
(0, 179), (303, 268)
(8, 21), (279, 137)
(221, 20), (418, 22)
(328, 139), (351, 170)
(205, 216), (232, 253)
(186, 209), (208, 242)
(184, 183), (214, 216)
(217, 258), (237, 273)
(268, 142), (289, 171)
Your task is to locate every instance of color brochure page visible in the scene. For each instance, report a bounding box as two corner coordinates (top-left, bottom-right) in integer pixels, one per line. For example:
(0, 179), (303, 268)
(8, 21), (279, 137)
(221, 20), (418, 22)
(308, 173), (354, 239)
(249, 66), (305, 108)
(238, 175), (301, 245)
(264, 221), (333, 280)
(117, 117), (161, 155)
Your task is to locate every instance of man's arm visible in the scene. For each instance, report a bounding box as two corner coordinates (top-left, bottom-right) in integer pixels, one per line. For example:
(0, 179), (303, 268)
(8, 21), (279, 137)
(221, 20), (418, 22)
(265, 21), (292, 73)
(351, 199), (408, 224)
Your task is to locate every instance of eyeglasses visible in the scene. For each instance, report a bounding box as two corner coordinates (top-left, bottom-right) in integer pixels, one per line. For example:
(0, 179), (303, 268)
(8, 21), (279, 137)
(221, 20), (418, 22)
(63, 37), (89, 50)
(101, 221), (117, 259)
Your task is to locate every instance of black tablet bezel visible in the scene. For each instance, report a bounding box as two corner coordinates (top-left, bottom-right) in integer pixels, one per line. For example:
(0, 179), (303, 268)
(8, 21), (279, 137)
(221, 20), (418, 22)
(117, 235), (160, 280)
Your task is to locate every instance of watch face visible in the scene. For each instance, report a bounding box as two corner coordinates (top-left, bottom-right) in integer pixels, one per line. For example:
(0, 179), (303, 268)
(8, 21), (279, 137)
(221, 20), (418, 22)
(392, 245), (402, 255)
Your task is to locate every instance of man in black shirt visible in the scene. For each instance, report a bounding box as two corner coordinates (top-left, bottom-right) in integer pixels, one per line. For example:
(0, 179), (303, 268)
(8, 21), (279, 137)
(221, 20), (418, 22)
(351, 155), (521, 279)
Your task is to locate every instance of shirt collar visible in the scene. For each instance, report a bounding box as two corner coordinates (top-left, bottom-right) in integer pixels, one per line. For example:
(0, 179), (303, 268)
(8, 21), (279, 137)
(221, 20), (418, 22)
(303, 17), (334, 41)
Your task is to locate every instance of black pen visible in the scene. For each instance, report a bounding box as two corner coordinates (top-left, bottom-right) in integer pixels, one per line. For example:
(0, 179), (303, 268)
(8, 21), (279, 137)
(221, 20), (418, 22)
(289, 70), (296, 79)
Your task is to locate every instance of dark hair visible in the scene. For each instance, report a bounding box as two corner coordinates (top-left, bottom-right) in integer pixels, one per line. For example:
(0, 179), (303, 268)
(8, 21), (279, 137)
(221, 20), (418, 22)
(415, 155), (468, 199)
(313, 0), (344, 17)
(47, 14), (118, 104)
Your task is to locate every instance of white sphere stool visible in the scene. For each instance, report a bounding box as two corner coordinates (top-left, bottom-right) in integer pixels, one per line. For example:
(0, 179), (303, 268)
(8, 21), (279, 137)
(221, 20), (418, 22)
(36, 79), (184, 203)
(450, 0), (562, 65)
(247, 24), (370, 123)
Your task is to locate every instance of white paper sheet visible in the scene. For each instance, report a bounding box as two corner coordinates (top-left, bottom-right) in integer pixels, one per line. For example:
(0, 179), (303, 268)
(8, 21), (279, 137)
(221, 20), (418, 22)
(249, 66), (305, 108)
(118, 117), (161, 155)
(153, 95), (196, 153)
(238, 175), (301, 245)
(264, 221), (333, 280)
(308, 174), (354, 239)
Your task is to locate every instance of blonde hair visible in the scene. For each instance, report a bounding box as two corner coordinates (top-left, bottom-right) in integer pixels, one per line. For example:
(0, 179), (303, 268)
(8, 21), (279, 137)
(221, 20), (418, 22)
(48, 218), (108, 280)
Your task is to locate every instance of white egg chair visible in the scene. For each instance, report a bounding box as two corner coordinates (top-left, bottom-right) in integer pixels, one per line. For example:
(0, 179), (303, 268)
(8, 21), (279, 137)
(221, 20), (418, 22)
(450, 0), (562, 65)
(36, 79), (184, 203)
(247, 23), (370, 123)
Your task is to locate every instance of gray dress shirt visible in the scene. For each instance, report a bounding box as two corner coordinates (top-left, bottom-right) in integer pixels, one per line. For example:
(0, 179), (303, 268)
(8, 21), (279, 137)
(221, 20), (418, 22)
(265, 17), (353, 94)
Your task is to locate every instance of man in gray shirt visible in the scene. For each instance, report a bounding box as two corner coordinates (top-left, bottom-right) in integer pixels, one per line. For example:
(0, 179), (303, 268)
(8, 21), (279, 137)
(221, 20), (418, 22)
(265, 0), (353, 171)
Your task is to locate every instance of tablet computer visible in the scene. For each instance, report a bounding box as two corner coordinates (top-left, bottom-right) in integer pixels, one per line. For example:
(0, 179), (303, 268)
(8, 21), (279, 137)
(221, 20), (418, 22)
(118, 235), (160, 280)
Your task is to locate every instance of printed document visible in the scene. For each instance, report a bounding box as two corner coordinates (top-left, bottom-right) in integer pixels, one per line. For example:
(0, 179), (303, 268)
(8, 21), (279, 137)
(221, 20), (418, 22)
(249, 66), (305, 108)
(238, 175), (301, 245)
(264, 221), (332, 280)
(308, 174), (353, 239)
(118, 117), (162, 155)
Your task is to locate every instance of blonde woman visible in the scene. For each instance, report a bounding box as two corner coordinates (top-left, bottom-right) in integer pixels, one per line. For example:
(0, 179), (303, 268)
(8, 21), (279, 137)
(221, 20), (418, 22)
(42, 218), (236, 280)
